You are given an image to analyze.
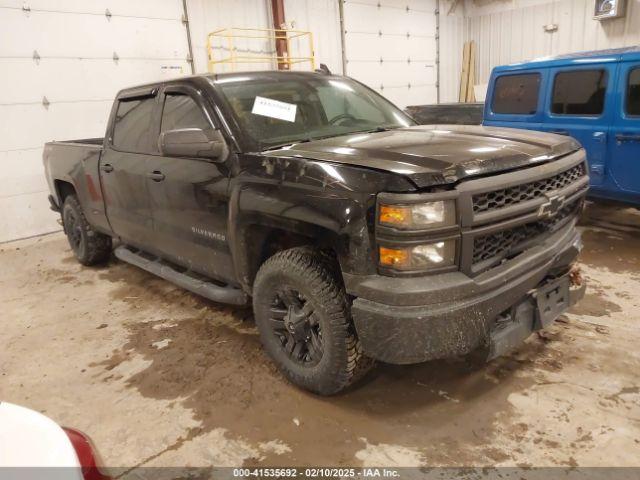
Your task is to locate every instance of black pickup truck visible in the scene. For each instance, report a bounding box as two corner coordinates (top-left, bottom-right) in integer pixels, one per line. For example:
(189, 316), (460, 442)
(44, 71), (587, 394)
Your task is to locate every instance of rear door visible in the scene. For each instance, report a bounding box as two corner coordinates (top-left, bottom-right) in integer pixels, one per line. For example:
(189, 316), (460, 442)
(541, 64), (617, 187)
(100, 92), (159, 250)
(147, 86), (234, 283)
(609, 59), (640, 195)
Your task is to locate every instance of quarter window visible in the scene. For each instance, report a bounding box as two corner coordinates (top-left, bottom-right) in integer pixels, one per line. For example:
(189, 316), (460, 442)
(551, 69), (608, 116)
(161, 94), (211, 132)
(112, 96), (156, 153)
(491, 73), (541, 115)
(627, 67), (640, 116)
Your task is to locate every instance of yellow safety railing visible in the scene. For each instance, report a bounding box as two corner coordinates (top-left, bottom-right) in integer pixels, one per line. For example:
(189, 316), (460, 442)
(207, 27), (315, 73)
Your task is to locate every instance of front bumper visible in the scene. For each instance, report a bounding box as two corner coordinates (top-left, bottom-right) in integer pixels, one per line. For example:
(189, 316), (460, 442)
(349, 222), (586, 364)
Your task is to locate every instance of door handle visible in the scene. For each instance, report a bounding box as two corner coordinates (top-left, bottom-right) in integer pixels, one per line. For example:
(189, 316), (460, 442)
(100, 163), (114, 173)
(615, 133), (640, 143)
(147, 170), (165, 182)
(549, 129), (569, 136)
(593, 131), (607, 143)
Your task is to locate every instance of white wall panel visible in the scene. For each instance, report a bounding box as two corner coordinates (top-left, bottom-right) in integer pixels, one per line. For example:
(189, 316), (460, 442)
(1, 103), (112, 153)
(0, 59), (191, 105)
(439, 7), (467, 103)
(0, 10), (188, 59)
(0, 191), (62, 241)
(186, 0), (273, 74)
(0, 0), (185, 17)
(0, 0), (191, 242)
(342, 0), (438, 108)
(284, 0), (343, 74)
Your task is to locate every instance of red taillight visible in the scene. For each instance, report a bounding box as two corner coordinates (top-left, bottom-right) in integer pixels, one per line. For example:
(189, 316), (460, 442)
(62, 427), (111, 480)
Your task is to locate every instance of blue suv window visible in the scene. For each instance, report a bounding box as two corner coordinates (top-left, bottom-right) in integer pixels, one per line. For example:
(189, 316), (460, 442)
(627, 67), (640, 116)
(492, 73), (540, 115)
(552, 69), (608, 116)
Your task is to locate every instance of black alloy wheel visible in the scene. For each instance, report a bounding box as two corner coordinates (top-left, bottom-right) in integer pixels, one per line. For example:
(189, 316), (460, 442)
(269, 287), (324, 366)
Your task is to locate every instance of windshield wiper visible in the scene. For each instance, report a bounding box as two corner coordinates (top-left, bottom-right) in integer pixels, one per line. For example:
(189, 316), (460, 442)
(262, 138), (313, 151)
(366, 125), (400, 133)
(261, 126), (402, 152)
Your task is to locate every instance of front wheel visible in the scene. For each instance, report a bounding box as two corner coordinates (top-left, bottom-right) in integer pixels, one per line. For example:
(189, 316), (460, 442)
(62, 194), (112, 266)
(253, 247), (374, 395)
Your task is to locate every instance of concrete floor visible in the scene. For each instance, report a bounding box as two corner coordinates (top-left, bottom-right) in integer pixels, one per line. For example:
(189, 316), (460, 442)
(2, 202), (640, 470)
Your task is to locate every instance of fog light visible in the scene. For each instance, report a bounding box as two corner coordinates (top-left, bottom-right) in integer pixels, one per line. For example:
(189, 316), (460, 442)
(379, 246), (410, 268)
(379, 240), (456, 271)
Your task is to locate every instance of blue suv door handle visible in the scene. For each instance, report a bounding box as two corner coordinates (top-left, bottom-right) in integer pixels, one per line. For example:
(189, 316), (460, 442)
(615, 133), (640, 143)
(549, 129), (569, 135)
(593, 131), (607, 143)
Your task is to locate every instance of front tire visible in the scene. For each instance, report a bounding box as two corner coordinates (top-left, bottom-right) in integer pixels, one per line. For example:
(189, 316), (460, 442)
(62, 194), (112, 266)
(253, 247), (374, 395)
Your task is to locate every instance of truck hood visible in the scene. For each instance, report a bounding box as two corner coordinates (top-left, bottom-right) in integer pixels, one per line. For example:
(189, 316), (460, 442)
(265, 125), (581, 188)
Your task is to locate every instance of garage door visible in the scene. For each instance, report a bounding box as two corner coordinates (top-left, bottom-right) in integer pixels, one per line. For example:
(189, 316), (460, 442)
(342, 0), (438, 109)
(0, 0), (191, 242)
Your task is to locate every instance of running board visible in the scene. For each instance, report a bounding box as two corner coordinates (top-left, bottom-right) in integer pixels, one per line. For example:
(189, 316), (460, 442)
(114, 246), (249, 306)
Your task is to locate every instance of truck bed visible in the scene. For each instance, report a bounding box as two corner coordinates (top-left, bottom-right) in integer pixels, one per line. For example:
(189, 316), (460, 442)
(43, 137), (110, 233)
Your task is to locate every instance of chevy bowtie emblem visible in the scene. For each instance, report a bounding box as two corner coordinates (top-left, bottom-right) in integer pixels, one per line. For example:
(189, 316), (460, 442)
(538, 194), (566, 218)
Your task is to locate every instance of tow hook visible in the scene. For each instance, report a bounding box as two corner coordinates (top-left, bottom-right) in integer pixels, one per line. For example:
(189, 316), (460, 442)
(569, 265), (583, 287)
(569, 264), (586, 305)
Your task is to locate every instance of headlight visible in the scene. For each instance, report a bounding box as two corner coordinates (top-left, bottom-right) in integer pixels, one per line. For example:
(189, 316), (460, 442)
(379, 240), (457, 271)
(379, 200), (456, 230)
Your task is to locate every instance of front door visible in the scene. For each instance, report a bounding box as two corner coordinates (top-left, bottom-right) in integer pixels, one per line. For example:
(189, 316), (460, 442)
(100, 94), (158, 250)
(609, 61), (640, 195)
(541, 64), (616, 187)
(147, 87), (234, 283)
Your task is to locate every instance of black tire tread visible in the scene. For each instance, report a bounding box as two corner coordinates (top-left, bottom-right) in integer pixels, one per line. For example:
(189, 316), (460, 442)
(63, 194), (112, 266)
(254, 246), (374, 394)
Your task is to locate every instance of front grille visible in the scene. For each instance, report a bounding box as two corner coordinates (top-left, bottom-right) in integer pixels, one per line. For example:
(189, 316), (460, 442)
(472, 199), (580, 265)
(472, 163), (585, 214)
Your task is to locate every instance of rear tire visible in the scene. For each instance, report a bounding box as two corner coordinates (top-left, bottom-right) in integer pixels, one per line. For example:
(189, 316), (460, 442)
(62, 194), (112, 266)
(253, 247), (374, 395)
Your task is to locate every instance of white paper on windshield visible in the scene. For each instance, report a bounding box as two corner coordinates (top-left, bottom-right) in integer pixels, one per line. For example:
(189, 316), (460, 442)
(251, 96), (297, 122)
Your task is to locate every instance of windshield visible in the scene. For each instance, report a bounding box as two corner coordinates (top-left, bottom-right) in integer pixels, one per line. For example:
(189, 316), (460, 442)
(213, 75), (415, 149)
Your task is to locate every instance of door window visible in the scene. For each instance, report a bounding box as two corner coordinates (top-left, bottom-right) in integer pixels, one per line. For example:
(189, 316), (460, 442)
(112, 96), (156, 153)
(551, 69), (608, 116)
(626, 67), (640, 117)
(161, 94), (211, 132)
(491, 73), (541, 115)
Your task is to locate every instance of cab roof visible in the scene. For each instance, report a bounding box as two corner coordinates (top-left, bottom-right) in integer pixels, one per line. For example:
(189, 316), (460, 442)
(494, 46), (640, 73)
(116, 70), (337, 99)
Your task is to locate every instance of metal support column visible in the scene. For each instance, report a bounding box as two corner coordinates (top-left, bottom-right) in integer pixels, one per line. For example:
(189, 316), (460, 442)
(435, 0), (441, 103)
(270, 0), (289, 70)
(338, 0), (348, 75)
(182, 0), (195, 74)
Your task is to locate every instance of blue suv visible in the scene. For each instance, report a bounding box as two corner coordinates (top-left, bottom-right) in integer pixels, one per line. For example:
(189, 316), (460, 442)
(484, 47), (640, 206)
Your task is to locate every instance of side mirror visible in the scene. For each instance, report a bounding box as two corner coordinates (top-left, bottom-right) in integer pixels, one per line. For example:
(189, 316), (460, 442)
(158, 128), (227, 160)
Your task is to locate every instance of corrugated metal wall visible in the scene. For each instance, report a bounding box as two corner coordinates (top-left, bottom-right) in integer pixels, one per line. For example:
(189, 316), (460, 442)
(0, 0), (191, 242)
(439, 0), (640, 102)
(439, 6), (466, 103)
